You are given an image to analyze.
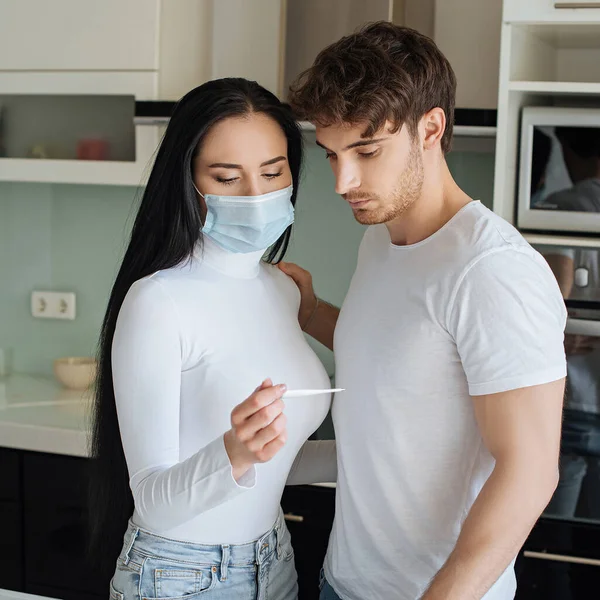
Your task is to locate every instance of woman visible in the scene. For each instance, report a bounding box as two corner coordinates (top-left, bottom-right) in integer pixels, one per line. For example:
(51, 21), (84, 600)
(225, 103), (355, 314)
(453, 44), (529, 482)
(89, 78), (336, 600)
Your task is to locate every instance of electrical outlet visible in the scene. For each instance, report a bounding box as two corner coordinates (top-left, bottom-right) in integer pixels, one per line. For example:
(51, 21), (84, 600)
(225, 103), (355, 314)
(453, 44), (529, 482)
(31, 291), (76, 320)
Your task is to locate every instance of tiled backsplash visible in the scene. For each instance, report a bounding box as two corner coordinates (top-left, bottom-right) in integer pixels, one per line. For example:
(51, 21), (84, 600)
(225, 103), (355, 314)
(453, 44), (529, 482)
(0, 142), (494, 376)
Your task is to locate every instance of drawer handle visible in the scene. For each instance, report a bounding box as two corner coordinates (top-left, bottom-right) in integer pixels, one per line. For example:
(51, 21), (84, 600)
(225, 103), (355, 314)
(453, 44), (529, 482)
(555, 2), (600, 7)
(523, 550), (600, 567)
(284, 513), (305, 523)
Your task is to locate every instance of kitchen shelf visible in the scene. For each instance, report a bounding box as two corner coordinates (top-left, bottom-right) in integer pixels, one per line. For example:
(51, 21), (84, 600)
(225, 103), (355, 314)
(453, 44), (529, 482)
(0, 72), (161, 185)
(454, 125), (497, 137)
(509, 80), (600, 94)
(0, 123), (159, 186)
(523, 233), (600, 248)
(299, 122), (497, 138)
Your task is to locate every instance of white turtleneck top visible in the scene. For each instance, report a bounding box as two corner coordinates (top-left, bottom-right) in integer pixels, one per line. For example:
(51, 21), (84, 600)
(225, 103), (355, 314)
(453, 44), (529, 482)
(112, 237), (335, 543)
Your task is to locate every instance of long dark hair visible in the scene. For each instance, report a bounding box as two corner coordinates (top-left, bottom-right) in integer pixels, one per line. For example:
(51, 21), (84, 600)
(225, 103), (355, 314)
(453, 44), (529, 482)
(88, 78), (303, 574)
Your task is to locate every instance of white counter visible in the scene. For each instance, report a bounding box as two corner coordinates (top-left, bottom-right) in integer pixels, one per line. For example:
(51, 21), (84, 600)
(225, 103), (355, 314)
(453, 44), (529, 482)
(0, 374), (90, 457)
(0, 375), (337, 491)
(0, 589), (59, 600)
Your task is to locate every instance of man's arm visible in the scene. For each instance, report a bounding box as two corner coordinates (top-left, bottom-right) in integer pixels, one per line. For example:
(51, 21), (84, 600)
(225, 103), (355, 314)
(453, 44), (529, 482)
(421, 378), (564, 600)
(278, 261), (339, 351)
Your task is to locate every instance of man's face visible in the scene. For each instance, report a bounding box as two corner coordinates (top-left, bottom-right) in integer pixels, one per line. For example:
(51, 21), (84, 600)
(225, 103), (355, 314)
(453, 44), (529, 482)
(315, 120), (424, 225)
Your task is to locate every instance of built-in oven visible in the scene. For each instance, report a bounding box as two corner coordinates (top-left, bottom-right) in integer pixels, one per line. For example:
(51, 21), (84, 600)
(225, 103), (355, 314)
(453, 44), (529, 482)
(516, 242), (600, 599)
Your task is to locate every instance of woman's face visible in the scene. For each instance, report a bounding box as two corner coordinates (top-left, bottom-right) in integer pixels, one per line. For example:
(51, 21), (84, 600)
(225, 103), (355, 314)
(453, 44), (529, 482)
(193, 112), (292, 217)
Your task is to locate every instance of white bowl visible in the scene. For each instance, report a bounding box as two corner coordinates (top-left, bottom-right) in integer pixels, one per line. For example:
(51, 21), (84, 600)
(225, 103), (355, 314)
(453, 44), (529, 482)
(53, 357), (97, 390)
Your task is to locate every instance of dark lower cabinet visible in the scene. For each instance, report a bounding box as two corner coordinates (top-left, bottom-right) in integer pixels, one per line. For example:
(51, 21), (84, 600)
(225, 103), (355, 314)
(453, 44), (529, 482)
(0, 449), (23, 592)
(0, 501), (23, 592)
(22, 452), (107, 600)
(515, 517), (600, 600)
(516, 553), (600, 600)
(3, 448), (600, 600)
(282, 485), (336, 600)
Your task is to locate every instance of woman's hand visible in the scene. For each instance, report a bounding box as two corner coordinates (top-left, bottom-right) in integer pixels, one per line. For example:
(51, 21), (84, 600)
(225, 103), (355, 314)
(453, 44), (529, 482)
(224, 379), (288, 480)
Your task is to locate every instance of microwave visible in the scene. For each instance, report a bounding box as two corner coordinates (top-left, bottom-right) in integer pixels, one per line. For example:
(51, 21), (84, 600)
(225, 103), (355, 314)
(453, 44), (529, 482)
(517, 106), (600, 235)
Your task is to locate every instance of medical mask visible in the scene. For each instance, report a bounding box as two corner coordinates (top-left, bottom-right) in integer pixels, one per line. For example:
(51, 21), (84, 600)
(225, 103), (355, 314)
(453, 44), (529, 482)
(194, 183), (295, 254)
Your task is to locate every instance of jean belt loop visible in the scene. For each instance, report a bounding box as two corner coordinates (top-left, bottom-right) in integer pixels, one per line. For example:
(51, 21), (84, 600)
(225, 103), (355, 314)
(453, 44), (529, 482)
(123, 526), (139, 566)
(256, 536), (266, 566)
(220, 544), (230, 581)
(275, 523), (282, 560)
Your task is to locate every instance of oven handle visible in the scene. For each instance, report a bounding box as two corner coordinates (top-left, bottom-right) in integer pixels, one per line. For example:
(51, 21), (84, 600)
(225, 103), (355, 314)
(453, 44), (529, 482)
(524, 550), (600, 567)
(566, 318), (600, 336)
(555, 2), (600, 8)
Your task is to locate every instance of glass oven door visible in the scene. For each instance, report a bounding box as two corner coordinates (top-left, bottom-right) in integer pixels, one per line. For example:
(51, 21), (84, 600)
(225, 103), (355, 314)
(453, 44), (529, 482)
(520, 244), (600, 599)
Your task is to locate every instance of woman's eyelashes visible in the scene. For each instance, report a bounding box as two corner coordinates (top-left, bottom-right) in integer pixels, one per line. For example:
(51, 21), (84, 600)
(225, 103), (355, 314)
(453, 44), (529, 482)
(264, 171), (283, 180)
(214, 172), (283, 185)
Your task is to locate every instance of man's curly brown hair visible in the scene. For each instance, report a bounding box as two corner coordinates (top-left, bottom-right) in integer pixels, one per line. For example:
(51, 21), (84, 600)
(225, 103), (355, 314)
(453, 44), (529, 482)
(288, 21), (457, 154)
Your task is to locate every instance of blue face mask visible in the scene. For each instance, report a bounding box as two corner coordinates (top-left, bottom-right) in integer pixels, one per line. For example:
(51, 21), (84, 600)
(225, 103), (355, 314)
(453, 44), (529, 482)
(195, 184), (295, 254)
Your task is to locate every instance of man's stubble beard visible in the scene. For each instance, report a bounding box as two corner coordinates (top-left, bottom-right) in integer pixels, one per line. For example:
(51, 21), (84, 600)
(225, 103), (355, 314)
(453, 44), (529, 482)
(352, 143), (424, 226)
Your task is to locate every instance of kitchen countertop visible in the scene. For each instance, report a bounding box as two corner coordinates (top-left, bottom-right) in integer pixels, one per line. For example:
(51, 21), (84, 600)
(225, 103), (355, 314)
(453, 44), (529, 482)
(0, 375), (337, 489)
(0, 374), (91, 457)
(0, 589), (59, 600)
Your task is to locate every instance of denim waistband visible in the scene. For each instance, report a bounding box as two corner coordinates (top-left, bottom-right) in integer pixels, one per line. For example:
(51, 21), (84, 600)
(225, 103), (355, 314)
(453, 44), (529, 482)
(119, 508), (287, 573)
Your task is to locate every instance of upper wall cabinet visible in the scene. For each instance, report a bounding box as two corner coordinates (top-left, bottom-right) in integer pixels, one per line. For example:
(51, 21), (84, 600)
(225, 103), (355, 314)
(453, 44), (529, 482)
(211, 0), (287, 100)
(0, 0), (215, 100)
(433, 0), (503, 110)
(281, 0), (502, 109)
(210, 0), (397, 101)
(282, 0), (395, 97)
(0, 0), (160, 71)
(0, 0), (213, 185)
(503, 0), (600, 23)
(0, 0), (499, 186)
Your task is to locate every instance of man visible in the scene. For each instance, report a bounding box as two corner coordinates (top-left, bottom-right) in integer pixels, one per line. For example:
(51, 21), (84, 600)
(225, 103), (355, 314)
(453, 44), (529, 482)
(279, 22), (567, 600)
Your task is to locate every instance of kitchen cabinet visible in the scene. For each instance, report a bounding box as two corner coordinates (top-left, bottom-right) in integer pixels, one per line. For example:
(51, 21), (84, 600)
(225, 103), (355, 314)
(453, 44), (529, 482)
(0, 447), (105, 599)
(283, 0), (502, 109)
(5, 446), (600, 599)
(492, 0), (600, 230)
(0, 0), (263, 100)
(433, 0), (503, 110)
(211, 0), (286, 101)
(0, 0), (159, 72)
(0, 446), (336, 600)
(516, 518), (600, 599)
(281, 485), (336, 599)
(0, 449), (22, 593)
(0, 0), (265, 184)
(282, 0), (395, 98)
(0, 0), (500, 186)
(504, 0), (600, 23)
(516, 552), (600, 599)
(0, 72), (161, 186)
(22, 453), (103, 600)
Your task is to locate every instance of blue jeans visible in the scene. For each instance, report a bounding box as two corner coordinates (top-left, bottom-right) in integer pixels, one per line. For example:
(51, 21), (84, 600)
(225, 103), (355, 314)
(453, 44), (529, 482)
(110, 509), (298, 599)
(319, 570), (342, 600)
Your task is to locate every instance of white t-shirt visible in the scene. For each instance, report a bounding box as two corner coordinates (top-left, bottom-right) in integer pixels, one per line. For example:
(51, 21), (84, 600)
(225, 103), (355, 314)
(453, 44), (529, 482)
(112, 237), (335, 543)
(325, 201), (567, 600)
